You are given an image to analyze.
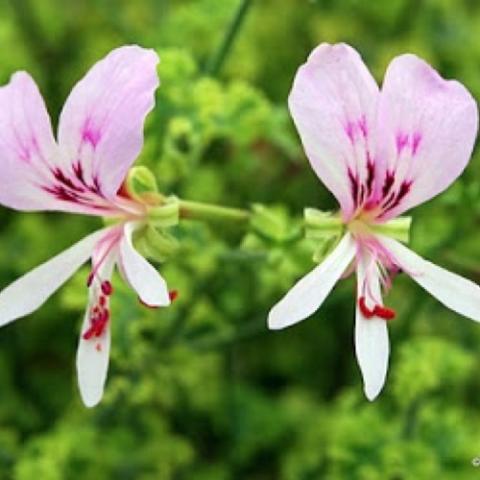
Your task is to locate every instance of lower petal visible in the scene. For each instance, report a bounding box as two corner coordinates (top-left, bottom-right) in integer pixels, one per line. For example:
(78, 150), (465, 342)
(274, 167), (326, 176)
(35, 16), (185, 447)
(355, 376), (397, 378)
(268, 233), (356, 330)
(355, 251), (390, 400)
(0, 228), (107, 327)
(118, 221), (170, 307)
(379, 236), (480, 322)
(76, 320), (111, 408)
(77, 240), (117, 407)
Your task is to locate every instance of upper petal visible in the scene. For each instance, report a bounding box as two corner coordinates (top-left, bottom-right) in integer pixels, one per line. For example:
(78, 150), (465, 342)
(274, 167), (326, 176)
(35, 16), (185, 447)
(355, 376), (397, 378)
(0, 72), (63, 211)
(118, 221), (170, 307)
(268, 233), (356, 330)
(355, 250), (390, 401)
(0, 228), (106, 327)
(374, 54), (478, 219)
(288, 43), (380, 219)
(57, 45), (160, 199)
(378, 235), (480, 322)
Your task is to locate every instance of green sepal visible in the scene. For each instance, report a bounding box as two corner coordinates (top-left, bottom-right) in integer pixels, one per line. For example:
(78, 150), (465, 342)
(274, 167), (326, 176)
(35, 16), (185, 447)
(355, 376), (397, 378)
(135, 225), (180, 263)
(148, 196), (180, 228)
(304, 208), (344, 263)
(250, 204), (301, 244)
(371, 216), (412, 243)
(312, 235), (342, 263)
(304, 208), (343, 238)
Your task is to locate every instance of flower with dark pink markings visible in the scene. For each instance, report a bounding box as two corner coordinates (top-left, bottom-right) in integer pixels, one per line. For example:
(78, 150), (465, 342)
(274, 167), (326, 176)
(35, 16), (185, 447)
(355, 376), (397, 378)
(0, 46), (171, 407)
(268, 43), (480, 400)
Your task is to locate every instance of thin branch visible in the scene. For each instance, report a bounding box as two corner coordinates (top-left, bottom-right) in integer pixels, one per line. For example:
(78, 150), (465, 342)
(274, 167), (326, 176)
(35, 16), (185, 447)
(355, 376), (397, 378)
(205, 0), (253, 76)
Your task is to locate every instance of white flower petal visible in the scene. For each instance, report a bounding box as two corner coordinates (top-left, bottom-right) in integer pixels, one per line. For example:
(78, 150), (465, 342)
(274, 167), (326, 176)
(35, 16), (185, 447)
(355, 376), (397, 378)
(77, 320), (111, 408)
(379, 235), (480, 322)
(268, 233), (356, 330)
(119, 221), (170, 307)
(76, 239), (117, 408)
(355, 252), (390, 401)
(0, 229), (106, 327)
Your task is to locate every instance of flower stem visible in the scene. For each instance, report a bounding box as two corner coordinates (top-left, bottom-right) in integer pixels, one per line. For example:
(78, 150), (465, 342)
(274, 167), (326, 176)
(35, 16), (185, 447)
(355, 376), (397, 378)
(205, 0), (253, 75)
(402, 396), (421, 439)
(178, 199), (251, 224)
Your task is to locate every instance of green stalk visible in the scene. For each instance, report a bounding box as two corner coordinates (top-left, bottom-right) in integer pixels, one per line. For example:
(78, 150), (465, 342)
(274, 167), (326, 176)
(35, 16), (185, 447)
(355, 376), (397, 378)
(205, 0), (253, 75)
(178, 199), (251, 223)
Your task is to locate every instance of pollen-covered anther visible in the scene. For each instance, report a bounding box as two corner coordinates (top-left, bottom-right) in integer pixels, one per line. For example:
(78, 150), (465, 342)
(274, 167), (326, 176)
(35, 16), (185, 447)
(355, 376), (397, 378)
(358, 296), (396, 320)
(373, 304), (396, 320)
(169, 290), (179, 302)
(82, 301), (110, 340)
(101, 280), (113, 296)
(358, 296), (375, 318)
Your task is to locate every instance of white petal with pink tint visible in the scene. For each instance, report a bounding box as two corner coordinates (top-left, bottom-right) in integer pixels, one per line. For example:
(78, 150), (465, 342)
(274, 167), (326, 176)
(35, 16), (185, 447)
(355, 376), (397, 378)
(375, 54), (478, 219)
(58, 46), (159, 199)
(289, 43), (379, 219)
(355, 252), (390, 401)
(77, 245), (117, 407)
(379, 236), (480, 321)
(119, 221), (170, 307)
(77, 322), (111, 408)
(0, 72), (63, 211)
(268, 233), (356, 330)
(0, 228), (107, 327)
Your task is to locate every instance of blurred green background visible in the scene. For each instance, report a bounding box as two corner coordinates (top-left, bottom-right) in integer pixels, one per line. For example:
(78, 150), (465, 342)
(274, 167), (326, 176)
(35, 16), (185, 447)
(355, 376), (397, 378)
(1, 0), (480, 478)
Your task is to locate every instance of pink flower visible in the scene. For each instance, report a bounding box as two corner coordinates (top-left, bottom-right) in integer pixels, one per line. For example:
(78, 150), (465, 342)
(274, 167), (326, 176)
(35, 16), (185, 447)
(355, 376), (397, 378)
(0, 46), (171, 407)
(268, 43), (480, 400)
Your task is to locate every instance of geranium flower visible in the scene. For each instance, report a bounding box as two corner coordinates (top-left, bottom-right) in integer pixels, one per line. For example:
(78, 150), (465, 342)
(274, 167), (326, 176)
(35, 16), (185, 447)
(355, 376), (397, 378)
(0, 46), (171, 406)
(268, 43), (480, 400)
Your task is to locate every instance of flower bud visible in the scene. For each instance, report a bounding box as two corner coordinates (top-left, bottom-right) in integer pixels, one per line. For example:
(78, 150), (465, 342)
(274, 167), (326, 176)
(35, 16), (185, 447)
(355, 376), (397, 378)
(126, 166), (159, 202)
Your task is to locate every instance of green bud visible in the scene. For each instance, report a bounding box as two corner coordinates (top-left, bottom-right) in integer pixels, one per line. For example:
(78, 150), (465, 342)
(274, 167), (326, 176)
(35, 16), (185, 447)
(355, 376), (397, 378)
(126, 166), (158, 201)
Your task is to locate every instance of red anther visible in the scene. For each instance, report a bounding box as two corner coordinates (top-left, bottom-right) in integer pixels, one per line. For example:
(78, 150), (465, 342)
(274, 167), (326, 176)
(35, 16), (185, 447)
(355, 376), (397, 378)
(83, 308), (110, 340)
(93, 310), (110, 337)
(82, 326), (95, 340)
(358, 297), (396, 320)
(101, 280), (113, 296)
(373, 304), (396, 320)
(99, 295), (106, 307)
(358, 297), (375, 318)
(169, 290), (179, 302)
(93, 306), (99, 314)
(86, 272), (94, 287)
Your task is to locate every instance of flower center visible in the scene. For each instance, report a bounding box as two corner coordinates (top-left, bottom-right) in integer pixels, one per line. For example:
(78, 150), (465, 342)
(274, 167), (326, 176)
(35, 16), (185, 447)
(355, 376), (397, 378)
(347, 160), (413, 221)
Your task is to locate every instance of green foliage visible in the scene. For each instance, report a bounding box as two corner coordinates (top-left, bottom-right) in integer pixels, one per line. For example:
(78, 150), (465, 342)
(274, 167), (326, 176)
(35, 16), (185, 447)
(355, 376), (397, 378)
(0, 0), (480, 478)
